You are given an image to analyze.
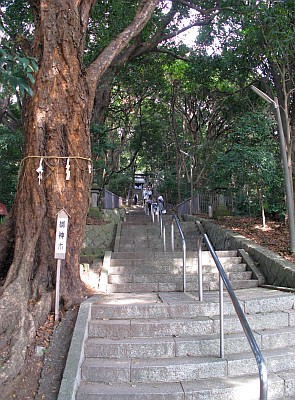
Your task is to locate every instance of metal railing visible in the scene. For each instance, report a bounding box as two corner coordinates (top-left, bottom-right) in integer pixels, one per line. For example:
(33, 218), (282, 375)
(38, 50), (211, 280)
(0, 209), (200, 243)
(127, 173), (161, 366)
(196, 221), (268, 400)
(171, 214), (186, 291)
(176, 192), (234, 215)
(155, 214), (267, 398)
(159, 212), (167, 253)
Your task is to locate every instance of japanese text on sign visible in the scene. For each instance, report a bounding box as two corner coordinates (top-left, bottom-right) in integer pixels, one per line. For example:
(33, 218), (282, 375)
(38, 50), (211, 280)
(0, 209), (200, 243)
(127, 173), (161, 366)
(54, 210), (69, 259)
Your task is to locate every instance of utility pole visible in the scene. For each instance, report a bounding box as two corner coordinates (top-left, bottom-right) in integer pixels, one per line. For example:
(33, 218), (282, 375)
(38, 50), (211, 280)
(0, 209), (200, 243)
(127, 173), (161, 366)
(251, 85), (295, 253)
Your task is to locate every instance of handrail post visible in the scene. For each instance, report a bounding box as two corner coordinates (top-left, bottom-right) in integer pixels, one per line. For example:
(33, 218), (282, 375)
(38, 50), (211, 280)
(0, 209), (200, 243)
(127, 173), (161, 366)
(219, 275), (224, 358)
(202, 232), (268, 400)
(163, 225), (166, 254)
(171, 220), (174, 252)
(197, 236), (203, 302)
(183, 239), (186, 292)
(260, 363), (268, 400)
(172, 214), (187, 292)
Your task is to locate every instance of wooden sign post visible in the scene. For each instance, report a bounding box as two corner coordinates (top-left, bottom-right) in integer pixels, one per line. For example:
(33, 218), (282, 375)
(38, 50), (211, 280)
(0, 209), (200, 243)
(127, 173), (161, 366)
(54, 209), (69, 321)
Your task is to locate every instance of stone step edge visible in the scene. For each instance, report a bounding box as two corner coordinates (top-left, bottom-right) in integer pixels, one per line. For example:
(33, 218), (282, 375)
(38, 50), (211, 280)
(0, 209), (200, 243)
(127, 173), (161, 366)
(91, 294), (295, 318)
(77, 371), (292, 399)
(107, 271), (252, 281)
(86, 325), (295, 344)
(81, 346), (295, 383)
(110, 251), (239, 258)
(84, 326), (295, 358)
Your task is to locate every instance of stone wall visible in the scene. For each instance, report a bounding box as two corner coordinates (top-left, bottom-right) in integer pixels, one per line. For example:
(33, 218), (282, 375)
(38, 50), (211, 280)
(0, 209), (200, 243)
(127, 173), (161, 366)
(100, 208), (126, 223)
(201, 218), (295, 289)
(81, 208), (126, 262)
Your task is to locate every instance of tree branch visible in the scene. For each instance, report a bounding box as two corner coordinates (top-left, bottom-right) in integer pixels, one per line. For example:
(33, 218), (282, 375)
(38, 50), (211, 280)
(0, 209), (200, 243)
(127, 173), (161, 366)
(111, 0), (220, 63)
(86, 0), (159, 96)
(174, 0), (237, 15)
(155, 47), (190, 61)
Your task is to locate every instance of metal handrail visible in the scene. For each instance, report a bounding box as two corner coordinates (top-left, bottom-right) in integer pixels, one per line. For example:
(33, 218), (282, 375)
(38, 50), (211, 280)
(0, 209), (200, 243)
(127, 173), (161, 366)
(171, 214), (186, 291)
(159, 212), (166, 253)
(196, 221), (268, 400)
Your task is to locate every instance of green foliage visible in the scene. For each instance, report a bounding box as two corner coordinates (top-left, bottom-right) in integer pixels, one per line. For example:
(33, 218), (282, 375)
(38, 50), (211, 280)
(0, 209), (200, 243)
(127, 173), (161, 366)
(0, 0), (33, 39)
(1, 0), (291, 218)
(85, 1), (139, 64)
(198, 0), (295, 94)
(156, 172), (179, 205)
(0, 124), (23, 208)
(108, 173), (132, 198)
(84, 1), (179, 66)
(0, 2), (38, 96)
(0, 44), (38, 96)
(208, 112), (284, 216)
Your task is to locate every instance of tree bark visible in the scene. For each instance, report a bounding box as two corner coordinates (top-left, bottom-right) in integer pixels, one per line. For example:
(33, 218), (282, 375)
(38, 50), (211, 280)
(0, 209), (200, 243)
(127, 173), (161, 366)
(0, 0), (159, 384)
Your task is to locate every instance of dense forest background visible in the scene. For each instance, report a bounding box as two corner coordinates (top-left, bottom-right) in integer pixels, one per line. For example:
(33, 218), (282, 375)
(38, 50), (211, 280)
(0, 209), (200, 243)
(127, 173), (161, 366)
(1, 0), (294, 218)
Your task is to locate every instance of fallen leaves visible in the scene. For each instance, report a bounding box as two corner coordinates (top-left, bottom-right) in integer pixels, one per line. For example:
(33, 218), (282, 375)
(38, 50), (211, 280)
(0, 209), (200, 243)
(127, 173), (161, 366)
(214, 217), (295, 263)
(35, 313), (55, 350)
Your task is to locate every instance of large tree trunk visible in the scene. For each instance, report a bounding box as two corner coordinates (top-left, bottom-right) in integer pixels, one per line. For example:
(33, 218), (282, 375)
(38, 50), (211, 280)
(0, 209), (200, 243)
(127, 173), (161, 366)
(0, 0), (94, 384)
(0, 0), (159, 385)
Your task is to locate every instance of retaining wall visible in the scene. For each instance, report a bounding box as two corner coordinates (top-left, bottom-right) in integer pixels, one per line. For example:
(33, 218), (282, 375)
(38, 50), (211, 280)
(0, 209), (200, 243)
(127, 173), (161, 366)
(81, 208), (125, 260)
(201, 218), (295, 289)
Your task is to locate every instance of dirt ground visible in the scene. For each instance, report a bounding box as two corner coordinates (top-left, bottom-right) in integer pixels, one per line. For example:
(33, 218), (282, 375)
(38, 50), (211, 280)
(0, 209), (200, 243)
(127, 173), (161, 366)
(2, 216), (295, 400)
(214, 216), (295, 263)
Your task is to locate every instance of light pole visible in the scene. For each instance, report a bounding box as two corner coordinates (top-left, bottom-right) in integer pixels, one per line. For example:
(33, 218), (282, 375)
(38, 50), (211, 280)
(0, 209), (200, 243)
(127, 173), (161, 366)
(180, 150), (194, 214)
(251, 85), (295, 253)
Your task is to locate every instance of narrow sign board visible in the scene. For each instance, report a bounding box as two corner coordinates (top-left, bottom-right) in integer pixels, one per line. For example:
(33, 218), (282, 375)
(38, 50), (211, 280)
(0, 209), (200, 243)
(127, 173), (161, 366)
(54, 209), (69, 259)
(54, 209), (69, 321)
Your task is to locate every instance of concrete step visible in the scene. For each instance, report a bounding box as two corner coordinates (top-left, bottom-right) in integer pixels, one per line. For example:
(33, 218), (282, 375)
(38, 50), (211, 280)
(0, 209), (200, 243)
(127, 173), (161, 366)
(118, 234), (198, 241)
(90, 296), (235, 320)
(90, 291), (295, 320)
(117, 244), (198, 252)
(81, 355), (227, 383)
(108, 263), (248, 274)
(106, 279), (259, 293)
(106, 282), (182, 292)
(88, 315), (214, 339)
(109, 258), (240, 269)
(81, 346), (295, 384)
(107, 265), (246, 279)
(179, 371), (295, 400)
(110, 252), (241, 263)
(106, 257), (257, 291)
(174, 326), (295, 355)
(118, 225), (205, 250)
(109, 264), (252, 283)
(88, 311), (294, 342)
(110, 257), (243, 269)
(107, 270), (251, 284)
(76, 371), (292, 399)
(85, 327), (295, 359)
(203, 279), (258, 291)
(77, 381), (185, 400)
(227, 346), (295, 376)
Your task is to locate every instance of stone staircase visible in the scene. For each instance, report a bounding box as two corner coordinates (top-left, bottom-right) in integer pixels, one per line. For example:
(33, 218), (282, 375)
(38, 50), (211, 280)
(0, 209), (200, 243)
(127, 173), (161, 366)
(60, 207), (295, 399)
(107, 250), (258, 293)
(107, 209), (258, 293)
